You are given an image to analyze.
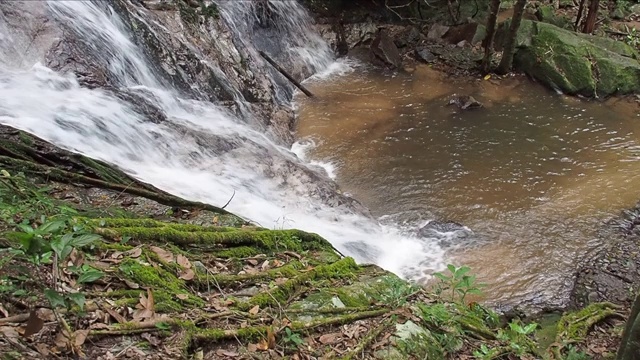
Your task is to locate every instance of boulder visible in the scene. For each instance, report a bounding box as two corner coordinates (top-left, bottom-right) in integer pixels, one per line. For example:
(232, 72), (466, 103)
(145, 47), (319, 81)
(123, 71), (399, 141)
(427, 24), (450, 41)
(415, 47), (436, 63)
(370, 29), (402, 69)
(442, 22), (487, 46)
(447, 95), (483, 110)
(512, 21), (640, 97)
(535, 5), (572, 29)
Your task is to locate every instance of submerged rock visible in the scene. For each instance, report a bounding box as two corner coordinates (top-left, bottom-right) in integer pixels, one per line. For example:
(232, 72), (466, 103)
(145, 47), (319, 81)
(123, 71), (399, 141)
(509, 20), (640, 97)
(447, 94), (483, 110)
(417, 220), (474, 248)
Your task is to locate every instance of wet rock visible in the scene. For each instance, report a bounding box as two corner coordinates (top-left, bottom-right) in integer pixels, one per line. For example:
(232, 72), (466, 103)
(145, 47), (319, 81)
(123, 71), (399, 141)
(535, 5), (572, 29)
(415, 47), (436, 63)
(370, 29), (402, 69)
(427, 24), (450, 41)
(442, 22), (486, 46)
(511, 21), (640, 97)
(417, 220), (474, 248)
(141, 0), (176, 11)
(395, 26), (422, 48)
(447, 95), (483, 110)
(394, 320), (428, 340)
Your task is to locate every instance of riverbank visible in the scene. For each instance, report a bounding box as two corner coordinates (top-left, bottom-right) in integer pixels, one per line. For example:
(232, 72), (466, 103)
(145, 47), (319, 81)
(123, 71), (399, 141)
(0, 126), (628, 359)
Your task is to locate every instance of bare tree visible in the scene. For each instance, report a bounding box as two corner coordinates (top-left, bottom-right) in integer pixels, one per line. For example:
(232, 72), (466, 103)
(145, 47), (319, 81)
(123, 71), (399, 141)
(574, 0), (588, 30)
(496, 0), (527, 74)
(481, 0), (502, 73)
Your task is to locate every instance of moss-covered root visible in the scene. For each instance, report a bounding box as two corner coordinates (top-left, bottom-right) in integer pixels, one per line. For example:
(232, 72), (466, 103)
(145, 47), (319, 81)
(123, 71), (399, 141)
(242, 257), (360, 310)
(0, 155), (231, 215)
(556, 302), (624, 342)
(94, 226), (334, 254)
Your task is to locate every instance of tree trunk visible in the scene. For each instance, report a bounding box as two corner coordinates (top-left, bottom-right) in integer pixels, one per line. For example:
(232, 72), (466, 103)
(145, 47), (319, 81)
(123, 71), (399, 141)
(617, 291), (640, 360)
(582, 0), (600, 33)
(481, 0), (502, 73)
(574, 0), (588, 30)
(496, 0), (527, 75)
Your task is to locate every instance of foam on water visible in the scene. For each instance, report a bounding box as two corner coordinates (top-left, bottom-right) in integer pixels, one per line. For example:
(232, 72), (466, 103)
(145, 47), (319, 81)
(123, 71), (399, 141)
(0, 0), (445, 280)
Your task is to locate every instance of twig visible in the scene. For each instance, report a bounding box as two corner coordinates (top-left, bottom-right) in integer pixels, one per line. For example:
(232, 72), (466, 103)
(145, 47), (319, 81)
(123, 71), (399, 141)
(221, 190), (235, 209)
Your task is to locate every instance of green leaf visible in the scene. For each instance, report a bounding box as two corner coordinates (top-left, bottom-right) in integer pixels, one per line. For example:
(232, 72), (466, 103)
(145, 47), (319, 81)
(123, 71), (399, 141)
(523, 323), (537, 334)
(155, 322), (171, 330)
(17, 224), (34, 234)
(44, 289), (66, 308)
(455, 266), (471, 278)
(77, 268), (104, 284)
(433, 272), (449, 281)
(67, 292), (86, 311)
(70, 233), (102, 248)
(50, 234), (71, 258)
(121, 235), (132, 245)
(37, 220), (66, 235)
(446, 264), (456, 274)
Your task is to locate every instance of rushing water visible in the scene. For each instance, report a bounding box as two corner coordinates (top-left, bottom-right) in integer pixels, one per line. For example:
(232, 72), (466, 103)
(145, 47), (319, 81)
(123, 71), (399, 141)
(0, 1), (446, 282)
(296, 64), (640, 310)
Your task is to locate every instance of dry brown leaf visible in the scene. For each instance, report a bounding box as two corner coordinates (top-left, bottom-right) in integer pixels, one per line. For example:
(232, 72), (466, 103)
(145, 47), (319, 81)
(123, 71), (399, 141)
(104, 307), (126, 324)
(176, 294), (189, 300)
(266, 327), (276, 349)
(247, 343), (258, 352)
(215, 349), (239, 357)
(212, 216), (219, 224)
(146, 289), (155, 312)
(36, 308), (55, 322)
(126, 247), (143, 258)
(90, 323), (110, 330)
(54, 329), (71, 349)
(141, 332), (161, 347)
(247, 259), (258, 266)
(124, 279), (140, 289)
(256, 339), (269, 351)
(0, 303), (8, 318)
(272, 259), (284, 267)
(23, 310), (44, 337)
(74, 329), (89, 347)
(34, 343), (50, 356)
(318, 333), (340, 345)
(179, 268), (195, 281)
(248, 305), (260, 316)
(275, 277), (288, 285)
(150, 246), (174, 263)
(0, 326), (19, 340)
(177, 254), (191, 269)
(260, 260), (270, 270)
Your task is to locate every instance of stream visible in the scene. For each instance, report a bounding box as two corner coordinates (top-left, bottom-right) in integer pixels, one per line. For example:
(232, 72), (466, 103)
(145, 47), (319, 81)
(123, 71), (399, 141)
(295, 63), (640, 309)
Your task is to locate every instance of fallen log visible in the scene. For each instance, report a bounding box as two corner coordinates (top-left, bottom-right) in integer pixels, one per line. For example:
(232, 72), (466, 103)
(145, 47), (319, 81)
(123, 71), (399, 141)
(258, 50), (314, 98)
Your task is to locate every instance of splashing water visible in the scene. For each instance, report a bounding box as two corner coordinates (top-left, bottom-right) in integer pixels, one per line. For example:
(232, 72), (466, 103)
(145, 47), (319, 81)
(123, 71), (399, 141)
(0, 1), (445, 280)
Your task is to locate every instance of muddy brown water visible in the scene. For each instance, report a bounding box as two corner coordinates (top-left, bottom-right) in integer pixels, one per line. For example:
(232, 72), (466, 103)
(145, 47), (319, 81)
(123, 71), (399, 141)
(295, 64), (640, 310)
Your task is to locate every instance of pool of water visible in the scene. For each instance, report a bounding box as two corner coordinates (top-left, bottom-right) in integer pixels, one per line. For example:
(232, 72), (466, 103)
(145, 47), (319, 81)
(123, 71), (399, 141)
(295, 63), (640, 310)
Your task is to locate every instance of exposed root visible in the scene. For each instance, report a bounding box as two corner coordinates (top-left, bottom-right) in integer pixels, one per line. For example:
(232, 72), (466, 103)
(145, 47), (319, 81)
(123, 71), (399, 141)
(340, 318), (393, 360)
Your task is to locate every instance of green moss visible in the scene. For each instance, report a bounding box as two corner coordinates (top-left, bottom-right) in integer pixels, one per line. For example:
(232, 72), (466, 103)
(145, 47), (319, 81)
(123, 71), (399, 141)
(335, 288), (372, 308)
(97, 226), (332, 253)
(103, 289), (202, 312)
(243, 257), (358, 310)
(212, 246), (262, 258)
(196, 260), (304, 288)
(557, 302), (620, 341)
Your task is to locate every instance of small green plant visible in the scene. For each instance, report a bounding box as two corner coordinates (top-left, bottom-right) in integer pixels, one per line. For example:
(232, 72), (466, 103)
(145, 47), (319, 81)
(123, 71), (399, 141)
(433, 264), (484, 303)
(372, 275), (420, 307)
(495, 320), (539, 357)
(625, 27), (640, 48)
(282, 327), (304, 349)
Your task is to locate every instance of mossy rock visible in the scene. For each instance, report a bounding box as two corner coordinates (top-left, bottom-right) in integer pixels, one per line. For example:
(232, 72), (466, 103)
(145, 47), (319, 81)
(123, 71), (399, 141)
(513, 21), (640, 97)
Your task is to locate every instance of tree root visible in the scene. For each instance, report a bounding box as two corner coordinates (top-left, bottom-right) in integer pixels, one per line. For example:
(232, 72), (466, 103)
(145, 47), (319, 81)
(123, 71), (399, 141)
(0, 155), (231, 215)
(94, 226), (332, 253)
(243, 257), (359, 310)
(340, 318), (393, 360)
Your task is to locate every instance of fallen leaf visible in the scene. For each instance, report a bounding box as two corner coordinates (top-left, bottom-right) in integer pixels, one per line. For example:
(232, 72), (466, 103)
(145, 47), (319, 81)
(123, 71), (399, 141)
(104, 306), (126, 324)
(36, 308), (55, 322)
(247, 343), (258, 352)
(318, 333), (340, 344)
(141, 332), (161, 347)
(0, 326), (19, 340)
(177, 254), (191, 269)
(216, 349), (239, 357)
(0, 303), (7, 318)
(266, 327), (276, 349)
(272, 259), (283, 267)
(150, 246), (174, 263)
(212, 216), (219, 224)
(145, 289), (155, 312)
(247, 259), (258, 266)
(176, 294), (189, 300)
(256, 339), (269, 351)
(126, 247), (143, 258)
(179, 268), (195, 281)
(248, 305), (260, 315)
(74, 329), (89, 347)
(124, 279), (140, 289)
(90, 323), (110, 330)
(35, 343), (50, 356)
(23, 310), (44, 337)
(484, 74), (491, 80)
(260, 260), (270, 270)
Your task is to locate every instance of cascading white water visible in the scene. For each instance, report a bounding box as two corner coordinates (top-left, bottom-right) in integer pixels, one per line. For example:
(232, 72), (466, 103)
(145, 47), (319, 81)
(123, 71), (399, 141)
(0, 1), (445, 279)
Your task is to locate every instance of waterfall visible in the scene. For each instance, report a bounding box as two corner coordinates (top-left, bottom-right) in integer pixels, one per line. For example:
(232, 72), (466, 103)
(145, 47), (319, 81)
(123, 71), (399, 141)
(0, 0), (445, 280)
